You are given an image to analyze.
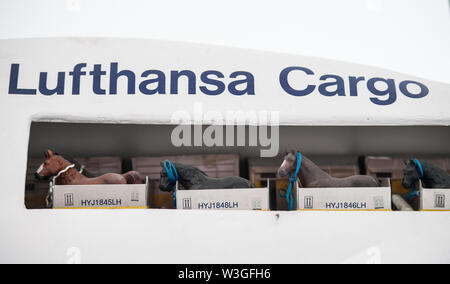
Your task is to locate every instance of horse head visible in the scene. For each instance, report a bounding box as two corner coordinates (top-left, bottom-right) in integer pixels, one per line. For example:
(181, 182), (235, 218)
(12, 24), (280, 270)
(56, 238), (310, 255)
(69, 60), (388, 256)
(35, 149), (70, 180)
(278, 150), (299, 177)
(159, 162), (209, 191)
(402, 159), (421, 189)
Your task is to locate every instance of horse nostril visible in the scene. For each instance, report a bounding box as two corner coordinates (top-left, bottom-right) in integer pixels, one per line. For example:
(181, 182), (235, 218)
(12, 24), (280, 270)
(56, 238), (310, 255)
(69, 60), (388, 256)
(34, 173), (41, 180)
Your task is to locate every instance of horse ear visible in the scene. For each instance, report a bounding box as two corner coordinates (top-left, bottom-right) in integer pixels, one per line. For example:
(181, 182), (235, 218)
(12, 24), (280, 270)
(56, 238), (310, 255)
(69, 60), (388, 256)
(45, 149), (54, 158)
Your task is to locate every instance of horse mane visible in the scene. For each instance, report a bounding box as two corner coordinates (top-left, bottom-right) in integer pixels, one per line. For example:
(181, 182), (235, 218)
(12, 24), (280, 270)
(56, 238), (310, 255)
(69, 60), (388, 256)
(173, 162), (209, 177)
(161, 162), (207, 189)
(421, 160), (449, 177)
(54, 153), (94, 178)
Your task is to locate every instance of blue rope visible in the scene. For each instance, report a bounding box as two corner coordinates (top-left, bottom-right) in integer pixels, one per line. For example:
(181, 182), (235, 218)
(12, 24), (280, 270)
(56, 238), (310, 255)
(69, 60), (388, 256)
(405, 184), (419, 201)
(286, 152), (302, 211)
(406, 159), (424, 201)
(163, 160), (178, 207)
(413, 159), (424, 178)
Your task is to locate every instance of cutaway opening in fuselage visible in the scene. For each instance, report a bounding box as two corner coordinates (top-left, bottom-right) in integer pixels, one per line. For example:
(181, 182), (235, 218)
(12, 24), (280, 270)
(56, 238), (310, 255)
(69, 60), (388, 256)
(25, 121), (450, 210)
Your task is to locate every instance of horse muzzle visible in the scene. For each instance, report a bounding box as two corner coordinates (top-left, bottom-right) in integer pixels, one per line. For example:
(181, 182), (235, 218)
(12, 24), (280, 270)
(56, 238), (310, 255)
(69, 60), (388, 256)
(159, 184), (173, 192)
(278, 169), (288, 177)
(401, 179), (411, 189)
(35, 173), (44, 180)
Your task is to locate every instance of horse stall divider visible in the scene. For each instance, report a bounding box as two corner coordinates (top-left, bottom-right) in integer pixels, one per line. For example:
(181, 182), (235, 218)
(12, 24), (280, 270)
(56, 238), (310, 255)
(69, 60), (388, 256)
(249, 165), (289, 211)
(420, 183), (450, 211)
(51, 177), (149, 209)
(175, 180), (270, 211)
(295, 179), (392, 211)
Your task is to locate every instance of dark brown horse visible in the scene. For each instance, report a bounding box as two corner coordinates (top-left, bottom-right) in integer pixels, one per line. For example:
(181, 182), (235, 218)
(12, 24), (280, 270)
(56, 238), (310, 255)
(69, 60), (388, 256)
(278, 151), (379, 187)
(36, 149), (144, 185)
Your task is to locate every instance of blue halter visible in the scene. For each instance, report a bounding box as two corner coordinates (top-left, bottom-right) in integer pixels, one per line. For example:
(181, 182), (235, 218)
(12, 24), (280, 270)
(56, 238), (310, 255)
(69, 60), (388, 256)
(285, 152), (302, 211)
(163, 160), (178, 207)
(406, 159), (424, 201)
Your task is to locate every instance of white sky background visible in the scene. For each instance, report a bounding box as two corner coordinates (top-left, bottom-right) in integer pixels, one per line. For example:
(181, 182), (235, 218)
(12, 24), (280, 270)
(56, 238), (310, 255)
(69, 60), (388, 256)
(0, 0), (449, 83)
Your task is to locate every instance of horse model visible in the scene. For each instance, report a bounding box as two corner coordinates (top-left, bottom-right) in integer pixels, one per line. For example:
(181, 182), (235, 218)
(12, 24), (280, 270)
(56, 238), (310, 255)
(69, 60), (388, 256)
(278, 150), (379, 187)
(402, 159), (450, 189)
(158, 161), (254, 192)
(35, 149), (145, 184)
(51, 152), (94, 178)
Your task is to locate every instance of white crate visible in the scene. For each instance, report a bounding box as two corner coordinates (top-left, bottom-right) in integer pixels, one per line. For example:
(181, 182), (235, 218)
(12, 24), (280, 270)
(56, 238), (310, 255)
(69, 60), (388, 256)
(420, 183), (450, 211)
(52, 177), (149, 209)
(175, 181), (270, 211)
(296, 179), (392, 211)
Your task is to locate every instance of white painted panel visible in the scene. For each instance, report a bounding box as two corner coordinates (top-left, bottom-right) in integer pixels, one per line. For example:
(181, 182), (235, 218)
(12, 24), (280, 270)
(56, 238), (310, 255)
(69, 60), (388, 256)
(0, 33), (449, 263)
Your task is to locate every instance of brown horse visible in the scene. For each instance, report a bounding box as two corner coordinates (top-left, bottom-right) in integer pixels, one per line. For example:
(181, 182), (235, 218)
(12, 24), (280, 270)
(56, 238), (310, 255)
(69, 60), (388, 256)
(278, 151), (379, 187)
(35, 149), (144, 185)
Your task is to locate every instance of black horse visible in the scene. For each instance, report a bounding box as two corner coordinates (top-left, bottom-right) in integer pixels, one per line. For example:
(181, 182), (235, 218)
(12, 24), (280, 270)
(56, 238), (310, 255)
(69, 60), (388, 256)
(159, 162), (254, 191)
(402, 159), (450, 189)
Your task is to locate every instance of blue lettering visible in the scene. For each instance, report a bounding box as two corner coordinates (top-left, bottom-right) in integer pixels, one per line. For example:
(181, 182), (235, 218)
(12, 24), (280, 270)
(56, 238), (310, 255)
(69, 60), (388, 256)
(38, 71), (65, 96)
(318, 74), (346, 96)
(7, 63), (430, 106)
(399, 80), (429, 99)
(367, 77), (397, 106)
(139, 70), (166, 95)
(280, 67), (429, 106)
(228, 71), (255, 95)
(69, 63), (87, 95)
(8, 64), (37, 95)
(200, 70), (225, 95)
(89, 64), (107, 95)
(110, 62), (135, 95)
(279, 66), (315, 96)
(170, 70), (196, 95)
(349, 76), (365, 97)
